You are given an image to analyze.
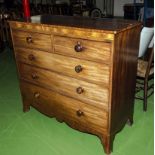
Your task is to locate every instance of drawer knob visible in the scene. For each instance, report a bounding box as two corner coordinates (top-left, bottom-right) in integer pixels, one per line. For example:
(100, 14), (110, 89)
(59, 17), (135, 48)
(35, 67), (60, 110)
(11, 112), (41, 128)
(76, 110), (84, 117)
(75, 65), (83, 73)
(28, 54), (35, 61)
(26, 36), (33, 43)
(76, 87), (84, 94)
(34, 92), (40, 98)
(74, 42), (83, 52)
(31, 74), (39, 79)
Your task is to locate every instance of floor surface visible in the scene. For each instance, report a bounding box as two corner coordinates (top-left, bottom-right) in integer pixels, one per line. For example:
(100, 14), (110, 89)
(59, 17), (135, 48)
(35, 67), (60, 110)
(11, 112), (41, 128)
(0, 49), (154, 155)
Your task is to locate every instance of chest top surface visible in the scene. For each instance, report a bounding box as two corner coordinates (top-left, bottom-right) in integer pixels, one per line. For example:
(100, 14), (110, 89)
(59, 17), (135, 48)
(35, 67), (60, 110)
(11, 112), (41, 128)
(10, 15), (141, 33)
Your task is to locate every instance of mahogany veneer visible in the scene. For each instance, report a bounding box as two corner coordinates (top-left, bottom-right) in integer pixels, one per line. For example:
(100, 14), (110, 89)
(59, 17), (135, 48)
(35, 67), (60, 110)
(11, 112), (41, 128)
(9, 15), (141, 154)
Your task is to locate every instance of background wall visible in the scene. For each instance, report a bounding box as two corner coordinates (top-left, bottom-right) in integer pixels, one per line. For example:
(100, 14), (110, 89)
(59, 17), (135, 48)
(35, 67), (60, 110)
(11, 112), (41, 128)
(96, 0), (104, 13)
(114, 0), (143, 17)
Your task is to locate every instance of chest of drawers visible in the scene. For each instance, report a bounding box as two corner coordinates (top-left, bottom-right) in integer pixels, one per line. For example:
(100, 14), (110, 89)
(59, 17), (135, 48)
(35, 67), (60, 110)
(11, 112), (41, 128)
(9, 15), (141, 154)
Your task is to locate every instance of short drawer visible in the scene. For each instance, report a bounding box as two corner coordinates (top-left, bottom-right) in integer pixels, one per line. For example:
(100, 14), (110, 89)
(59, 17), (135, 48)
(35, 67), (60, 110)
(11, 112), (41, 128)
(18, 63), (109, 109)
(54, 36), (111, 64)
(15, 47), (110, 85)
(21, 81), (108, 134)
(12, 30), (52, 51)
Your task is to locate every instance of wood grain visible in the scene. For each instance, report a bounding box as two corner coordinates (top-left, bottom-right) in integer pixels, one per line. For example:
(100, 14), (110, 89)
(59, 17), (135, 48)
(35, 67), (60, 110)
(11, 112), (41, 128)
(20, 81), (108, 134)
(54, 35), (112, 64)
(18, 63), (109, 109)
(12, 30), (52, 51)
(9, 15), (141, 33)
(108, 25), (141, 151)
(15, 47), (110, 85)
(9, 21), (115, 41)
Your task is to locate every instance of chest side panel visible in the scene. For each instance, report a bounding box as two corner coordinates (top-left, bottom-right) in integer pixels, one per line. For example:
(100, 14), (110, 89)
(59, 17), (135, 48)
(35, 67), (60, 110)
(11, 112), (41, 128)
(110, 26), (141, 134)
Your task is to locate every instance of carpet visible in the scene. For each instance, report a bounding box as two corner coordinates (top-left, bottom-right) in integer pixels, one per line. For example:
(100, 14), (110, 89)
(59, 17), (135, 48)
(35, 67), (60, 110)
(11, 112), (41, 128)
(0, 48), (153, 155)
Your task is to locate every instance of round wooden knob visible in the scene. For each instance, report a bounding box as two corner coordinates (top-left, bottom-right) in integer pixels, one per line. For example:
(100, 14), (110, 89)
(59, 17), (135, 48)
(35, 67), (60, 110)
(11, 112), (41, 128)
(76, 110), (84, 117)
(34, 92), (40, 98)
(31, 74), (39, 79)
(26, 36), (33, 43)
(75, 65), (83, 73)
(76, 87), (84, 94)
(74, 42), (83, 52)
(28, 54), (35, 61)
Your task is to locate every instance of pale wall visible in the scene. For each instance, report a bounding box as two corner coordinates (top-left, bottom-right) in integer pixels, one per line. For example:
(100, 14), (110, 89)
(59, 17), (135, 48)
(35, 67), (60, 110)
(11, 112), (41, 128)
(114, 0), (143, 17)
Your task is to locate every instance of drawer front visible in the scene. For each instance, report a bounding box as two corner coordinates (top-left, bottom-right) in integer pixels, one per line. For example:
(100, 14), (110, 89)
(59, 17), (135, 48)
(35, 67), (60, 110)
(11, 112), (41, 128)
(12, 30), (52, 51)
(54, 36), (111, 64)
(20, 81), (108, 134)
(18, 63), (109, 109)
(15, 47), (110, 85)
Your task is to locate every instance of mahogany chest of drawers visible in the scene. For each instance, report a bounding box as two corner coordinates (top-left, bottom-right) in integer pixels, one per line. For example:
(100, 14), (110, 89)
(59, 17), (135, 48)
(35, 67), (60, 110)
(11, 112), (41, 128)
(9, 15), (141, 154)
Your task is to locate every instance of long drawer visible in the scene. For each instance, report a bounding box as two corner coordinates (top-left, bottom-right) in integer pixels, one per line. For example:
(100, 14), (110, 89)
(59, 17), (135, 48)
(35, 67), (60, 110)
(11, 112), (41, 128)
(18, 63), (109, 109)
(20, 81), (108, 134)
(15, 47), (110, 85)
(12, 30), (52, 51)
(54, 35), (111, 64)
